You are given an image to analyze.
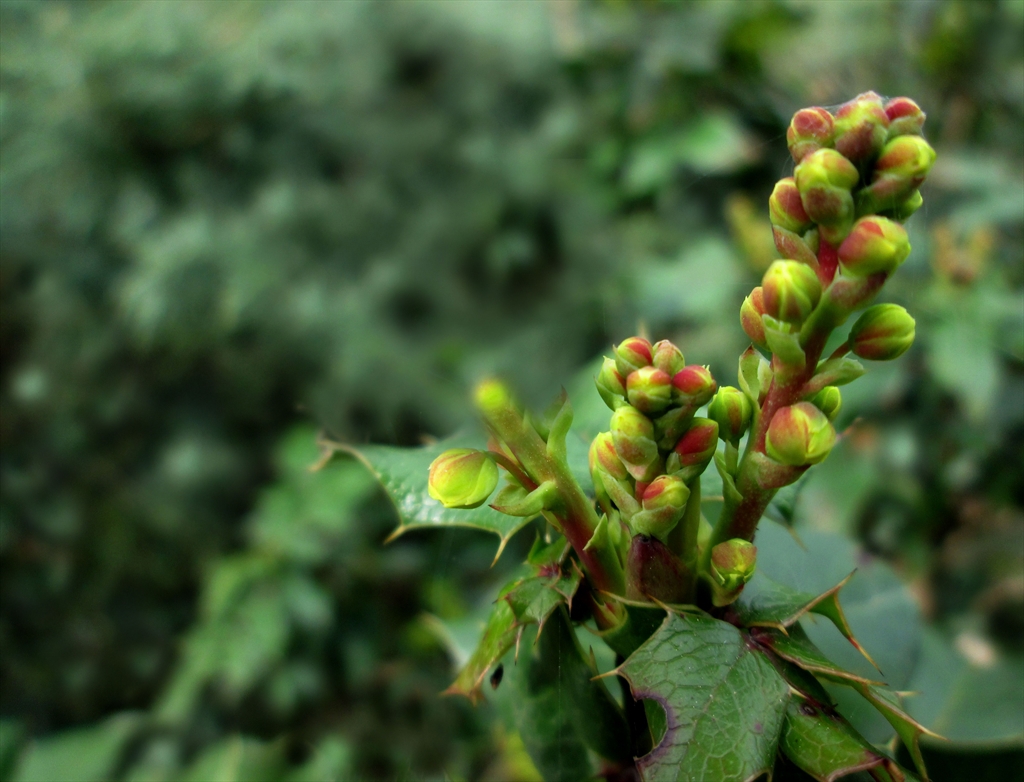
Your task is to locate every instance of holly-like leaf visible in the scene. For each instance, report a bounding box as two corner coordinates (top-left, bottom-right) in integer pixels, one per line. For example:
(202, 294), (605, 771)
(444, 587), (520, 705)
(504, 566), (582, 634)
(498, 608), (632, 780)
(327, 431), (532, 563)
(847, 682), (939, 781)
(737, 572), (878, 670)
(780, 696), (919, 782)
(753, 625), (883, 688)
(616, 612), (789, 781)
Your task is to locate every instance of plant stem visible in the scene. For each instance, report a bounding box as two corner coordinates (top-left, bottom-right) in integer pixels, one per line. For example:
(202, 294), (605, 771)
(680, 477), (701, 602)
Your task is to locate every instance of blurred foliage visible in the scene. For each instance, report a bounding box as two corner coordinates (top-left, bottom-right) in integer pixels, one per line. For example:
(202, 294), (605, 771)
(0, 0), (1021, 779)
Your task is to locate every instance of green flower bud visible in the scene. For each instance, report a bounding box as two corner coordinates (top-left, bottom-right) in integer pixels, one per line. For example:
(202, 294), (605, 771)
(889, 189), (923, 221)
(474, 378), (513, 417)
(837, 216), (911, 277)
(615, 337), (653, 377)
(861, 135), (936, 212)
(626, 365), (673, 414)
(740, 287), (768, 349)
(810, 386), (842, 422)
(670, 417), (719, 469)
(610, 404), (659, 481)
(765, 402), (836, 466)
(787, 106), (834, 163)
(709, 539), (757, 607)
(762, 260), (822, 325)
(708, 386), (753, 443)
(671, 365), (717, 407)
(848, 303), (915, 361)
(884, 96), (926, 139)
(631, 474), (690, 541)
(794, 148), (859, 241)
(651, 339), (686, 377)
(769, 177), (812, 234)
(832, 91), (889, 164)
(427, 448), (499, 509)
(596, 357), (627, 411)
(590, 431), (629, 481)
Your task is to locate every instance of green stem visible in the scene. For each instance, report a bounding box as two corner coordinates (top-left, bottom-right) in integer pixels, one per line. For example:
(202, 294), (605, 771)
(680, 477), (701, 602)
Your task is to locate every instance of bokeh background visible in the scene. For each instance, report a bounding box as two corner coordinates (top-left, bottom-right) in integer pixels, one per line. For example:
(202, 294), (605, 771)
(1, 0), (1022, 780)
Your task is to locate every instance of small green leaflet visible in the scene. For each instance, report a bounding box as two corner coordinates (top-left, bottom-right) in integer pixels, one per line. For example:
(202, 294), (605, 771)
(617, 612), (789, 782)
(753, 625), (883, 687)
(325, 431), (532, 564)
(444, 589), (519, 705)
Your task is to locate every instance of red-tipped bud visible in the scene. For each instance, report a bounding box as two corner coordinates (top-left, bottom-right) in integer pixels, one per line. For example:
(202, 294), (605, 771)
(787, 107), (834, 163)
(832, 91), (890, 164)
(884, 97), (926, 139)
(861, 135), (936, 212)
(590, 431), (629, 481)
(769, 177), (812, 234)
(810, 386), (842, 422)
(740, 287), (768, 348)
(837, 216), (911, 277)
(671, 365), (717, 406)
(427, 449), (499, 509)
(596, 357), (627, 411)
(848, 303), (915, 361)
(615, 337), (653, 377)
(652, 339), (686, 377)
(627, 365), (673, 414)
(765, 402), (836, 466)
(709, 539), (757, 606)
(761, 260), (822, 325)
(708, 386), (753, 443)
(671, 417), (719, 468)
(631, 474), (690, 541)
(610, 405), (659, 481)
(794, 148), (859, 240)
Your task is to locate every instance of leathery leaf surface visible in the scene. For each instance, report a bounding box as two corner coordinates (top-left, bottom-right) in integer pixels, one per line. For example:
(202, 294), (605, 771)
(617, 612), (789, 781)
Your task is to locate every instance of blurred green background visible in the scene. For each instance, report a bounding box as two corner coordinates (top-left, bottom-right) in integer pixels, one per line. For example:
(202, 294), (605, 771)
(1, 0), (1021, 780)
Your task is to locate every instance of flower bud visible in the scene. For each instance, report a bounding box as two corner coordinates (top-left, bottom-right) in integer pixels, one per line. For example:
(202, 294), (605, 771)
(889, 189), (923, 221)
(765, 402), (836, 466)
(427, 449), (499, 509)
(884, 97), (926, 139)
(848, 303), (915, 361)
(861, 135), (936, 211)
(709, 539), (757, 607)
(761, 260), (822, 325)
(708, 386), (753, 443)
(837, 216), (911, 277)
(740, 287), (768, 348)
(670, 417), (719, 469)
(631, 474), (690, 541)
(590, 431), (629, 481)
(652, 339), (686, 377)
(671, 365), (717, 407)
(626, 365), (673, 414)
(810, 386), (842, 422)
(794, 148), (859, 240)
(769, 177), (812, 234)
(832, 91), (889, 164)
(610, 405), (659, 481)
(615, 337), (653, 377)
(596, 357), (627, 411)
(787, 107), (834, 163)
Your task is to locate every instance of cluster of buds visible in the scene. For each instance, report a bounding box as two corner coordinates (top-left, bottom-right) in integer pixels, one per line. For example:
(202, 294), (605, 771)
(591, 337), (718, 544)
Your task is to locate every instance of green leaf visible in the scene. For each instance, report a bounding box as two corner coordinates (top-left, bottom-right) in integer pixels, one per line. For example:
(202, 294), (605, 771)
(846, 683), (937, 781)
(499, 608), (632, 779)
(444, 586), (520, 705)
(332, 431), (533, 563)
(180, 735), (286, 782)
(10, 713), (142, 782)
(780, 696), (918, 782)
(753, 625), (882, 687)
(617, 612), (789, 781)
(505, 566), (583, 634)
(906, 626), (1024, 748)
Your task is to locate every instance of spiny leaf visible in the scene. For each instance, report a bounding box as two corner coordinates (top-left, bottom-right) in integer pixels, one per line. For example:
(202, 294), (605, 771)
(737, 570), (878, 671)
(616, 613), (789, 781)
(848, 682), (940, 781)
(780, 696), (919, 782)
(444, 586), (520, 705)
(325, 431), (532, 564)
(751, 625), (884, 687)
(504, 567), (582, 635)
